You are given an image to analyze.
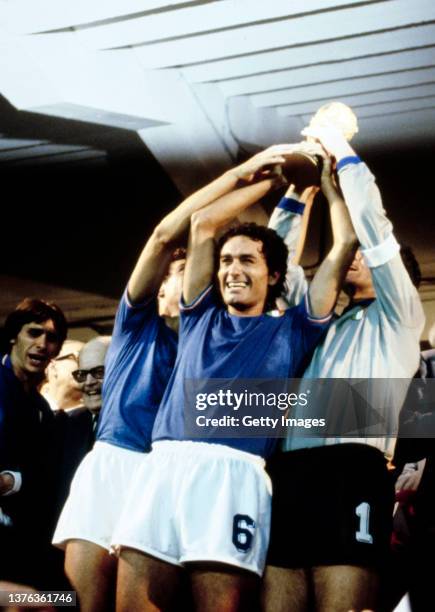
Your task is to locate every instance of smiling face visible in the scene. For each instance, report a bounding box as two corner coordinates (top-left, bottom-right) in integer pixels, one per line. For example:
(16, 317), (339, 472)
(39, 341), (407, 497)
(218, 235), (278, 316)
(158, 258), (186, 318)
(77, 341), (108, 413)
(10, 320), (61, 382)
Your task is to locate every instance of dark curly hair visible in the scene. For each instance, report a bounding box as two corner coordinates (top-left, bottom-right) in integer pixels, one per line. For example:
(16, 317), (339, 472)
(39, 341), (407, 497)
(216, 223), (288, 311)
(3, 298), (67, 353)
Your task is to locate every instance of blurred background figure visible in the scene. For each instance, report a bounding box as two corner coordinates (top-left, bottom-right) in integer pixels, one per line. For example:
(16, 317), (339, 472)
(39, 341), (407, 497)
(388, 321), (435, 612)
(41, 340), (84, 412)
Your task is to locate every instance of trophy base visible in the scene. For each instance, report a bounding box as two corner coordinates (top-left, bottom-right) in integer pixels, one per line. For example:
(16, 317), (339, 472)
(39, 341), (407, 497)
(278, 152), (322, 189)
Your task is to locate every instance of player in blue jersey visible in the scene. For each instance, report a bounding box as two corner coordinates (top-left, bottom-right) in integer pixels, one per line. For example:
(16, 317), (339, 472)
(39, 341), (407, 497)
(52, 145), (297, 612)
(113, 149), (358, 612)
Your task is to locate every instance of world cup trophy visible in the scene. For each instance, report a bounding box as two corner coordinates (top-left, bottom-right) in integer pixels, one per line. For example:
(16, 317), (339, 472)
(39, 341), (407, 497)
(277, 101), (359, 188)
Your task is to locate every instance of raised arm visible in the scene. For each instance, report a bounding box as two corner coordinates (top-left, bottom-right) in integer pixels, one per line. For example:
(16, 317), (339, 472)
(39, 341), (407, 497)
(128, 146), (293, 304)
(307, 155), (358, 318)
(183, 148), (294, 304)
(304, 124), (424, 329)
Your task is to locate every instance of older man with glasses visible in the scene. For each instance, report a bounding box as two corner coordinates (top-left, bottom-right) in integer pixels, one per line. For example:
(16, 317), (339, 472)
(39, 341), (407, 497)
(52, 337), (111, 522)
(71, 337), (111, 421)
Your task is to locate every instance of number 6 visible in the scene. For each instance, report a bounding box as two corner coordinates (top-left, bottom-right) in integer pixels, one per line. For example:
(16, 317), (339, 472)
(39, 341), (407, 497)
(232, 514), (255, 552)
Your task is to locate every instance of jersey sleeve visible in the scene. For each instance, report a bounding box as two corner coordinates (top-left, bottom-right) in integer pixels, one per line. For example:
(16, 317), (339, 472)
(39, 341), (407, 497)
(337, 158), (425, 330)
(179, 285), (216, 336)
(268, 196), (308, 307)
(289, 294), (332, 374)
(113, 289), (158, 337)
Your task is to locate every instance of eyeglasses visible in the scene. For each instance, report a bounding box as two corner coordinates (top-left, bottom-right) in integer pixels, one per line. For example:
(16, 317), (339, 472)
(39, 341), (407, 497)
(71, 366), (105, 383)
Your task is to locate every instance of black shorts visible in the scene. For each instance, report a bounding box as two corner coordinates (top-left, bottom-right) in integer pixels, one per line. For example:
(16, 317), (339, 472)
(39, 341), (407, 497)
(266, 443), (394, 569)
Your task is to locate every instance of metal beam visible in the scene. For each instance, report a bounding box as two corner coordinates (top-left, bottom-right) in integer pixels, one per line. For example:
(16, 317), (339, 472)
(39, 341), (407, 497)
(250, 66), (435, 107)
(132, 0), (435, 68)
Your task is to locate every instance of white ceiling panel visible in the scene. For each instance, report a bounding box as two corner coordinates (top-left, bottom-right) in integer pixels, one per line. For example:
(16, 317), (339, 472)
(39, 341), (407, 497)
(182, 24), (435, 82)
(2, 0), (201, 34)
(132, 0), (435, 68)
(75, 0), (366, 50)
(218, 47), (435, 97)
(0, 0), (434, 193)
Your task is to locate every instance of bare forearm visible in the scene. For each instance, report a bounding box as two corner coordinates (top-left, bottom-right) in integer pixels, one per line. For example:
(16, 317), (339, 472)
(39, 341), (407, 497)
(325, 187), (357, 248)
(194, 177), (278, 235)
(308, 186), (357, 317)
(309, 241), (357, 317)
(156, 168), (243, 244)
(128, 147), (290, 304)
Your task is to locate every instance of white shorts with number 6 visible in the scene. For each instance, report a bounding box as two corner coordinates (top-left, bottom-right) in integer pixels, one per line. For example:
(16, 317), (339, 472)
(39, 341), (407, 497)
(111, 440), (272, 576)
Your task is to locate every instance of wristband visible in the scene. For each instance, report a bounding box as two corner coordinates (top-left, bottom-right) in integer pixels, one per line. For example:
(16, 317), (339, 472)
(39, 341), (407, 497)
(277, 197), (305, 215)
(337, 156), (361, 172)
(361, 233), (400, 268)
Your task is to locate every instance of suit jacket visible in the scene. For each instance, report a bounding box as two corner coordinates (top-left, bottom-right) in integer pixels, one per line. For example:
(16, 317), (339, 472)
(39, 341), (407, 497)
(53, 407), (96, 520)
(0, 356), (56, 532)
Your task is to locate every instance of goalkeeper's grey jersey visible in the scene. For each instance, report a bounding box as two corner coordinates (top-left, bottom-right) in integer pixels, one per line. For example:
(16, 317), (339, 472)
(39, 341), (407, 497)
(269, 158), (424, 458)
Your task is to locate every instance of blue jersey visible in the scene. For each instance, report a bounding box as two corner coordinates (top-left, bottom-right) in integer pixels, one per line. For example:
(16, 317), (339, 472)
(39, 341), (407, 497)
(152, 287), (330, 458)
(96, 291), (177, 452)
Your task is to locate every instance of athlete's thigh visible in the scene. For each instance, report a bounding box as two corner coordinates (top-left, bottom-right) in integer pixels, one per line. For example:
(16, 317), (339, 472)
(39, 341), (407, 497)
(65, 539), (116, 612)
(117, 547), (184, 612)
(189, 561), (260, 612)
(312, 564), (379, 612)
(261, 565), (309, 612)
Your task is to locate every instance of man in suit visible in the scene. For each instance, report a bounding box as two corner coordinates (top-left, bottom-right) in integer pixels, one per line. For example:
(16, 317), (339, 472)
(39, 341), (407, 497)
(0, 298), (67, 587)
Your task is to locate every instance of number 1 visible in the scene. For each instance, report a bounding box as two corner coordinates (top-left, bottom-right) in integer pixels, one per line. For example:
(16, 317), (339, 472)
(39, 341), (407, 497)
(355, 502), (373, 544)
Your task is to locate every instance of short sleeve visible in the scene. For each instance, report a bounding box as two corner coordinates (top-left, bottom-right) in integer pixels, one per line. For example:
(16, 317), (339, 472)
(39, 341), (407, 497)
(289, 294), (332, 373)
(179, 285), (217, 336)
(113, 289), (157, 336)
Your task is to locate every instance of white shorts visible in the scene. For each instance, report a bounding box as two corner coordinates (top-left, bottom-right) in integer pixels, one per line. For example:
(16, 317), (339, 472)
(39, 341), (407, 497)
(52, 441), (144, 551)
(111, 440), (272, 576)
